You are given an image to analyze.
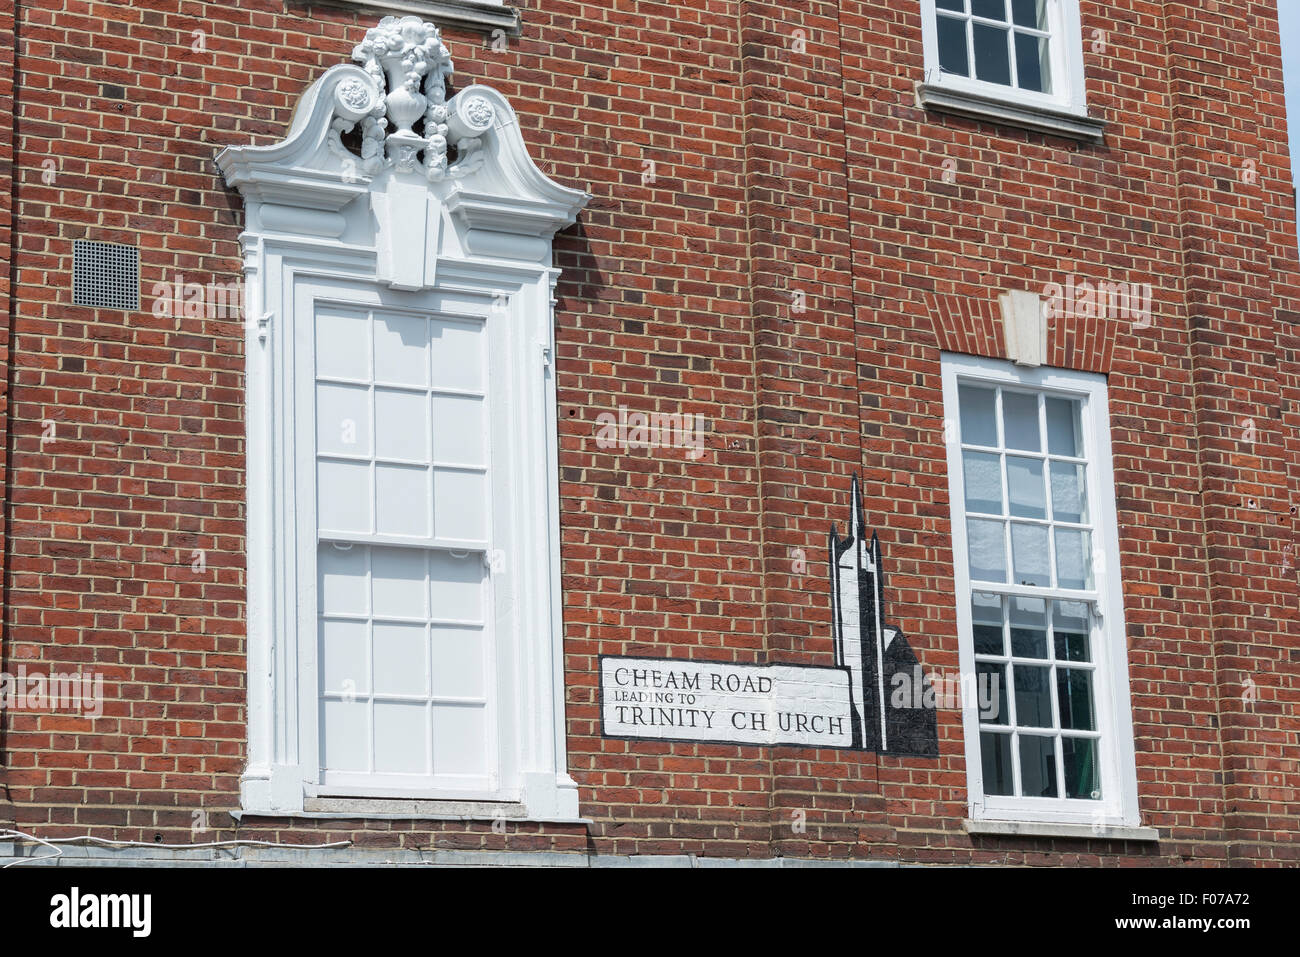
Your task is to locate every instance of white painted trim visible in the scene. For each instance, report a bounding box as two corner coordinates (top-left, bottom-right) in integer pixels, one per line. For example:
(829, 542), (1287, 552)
(915, 84), (1105, 142)
(963, 819), (1159, 841)
(941, 353), (1141, 829)
(216, 16), (588, 820)
(340, 0), (522, 36)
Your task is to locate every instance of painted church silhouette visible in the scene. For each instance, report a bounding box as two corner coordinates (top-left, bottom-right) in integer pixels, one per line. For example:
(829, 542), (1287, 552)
(829, 474), (939, 756)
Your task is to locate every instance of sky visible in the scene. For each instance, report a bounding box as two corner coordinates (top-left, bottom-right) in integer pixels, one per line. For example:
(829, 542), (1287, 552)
(1283, 0), (1299, 192)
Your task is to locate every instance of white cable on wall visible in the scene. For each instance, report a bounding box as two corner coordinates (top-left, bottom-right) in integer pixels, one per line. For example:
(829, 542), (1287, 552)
(0, 828), (352, 868)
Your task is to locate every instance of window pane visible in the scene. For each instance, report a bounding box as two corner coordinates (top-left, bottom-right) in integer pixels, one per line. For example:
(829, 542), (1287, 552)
(1009, 596), (1048, 658)
(374, 701), (429, 774)
(321, 698), (369, 772)
(1045, 396), (1083, 456)
(428, 551), (484, 623)
(376, 388), (428, 461)
(432, 394), (486, 465)
(1011, 0), (1047, 28)
(977, 661), (1009, 723)
(1014, 31), (1051, 93)
(433, 704), (490, 777)
(319, 544), (368, 616)
(1053, 600), (1091, 661)
(1057, 668), (1095, 731)
(972, 0), (1007, 20)
(981, 732), (1015, 795)
(374, 311), (429, 388)
(431, 624), (486, 698)
(968, 518), (1008, 582)
(972, 592), (1005, 655)
(1054, 527), (1093, 590)
(433, 469), (488, 541)
(1018, 734), (1058, 797)
(316, 308), (370, 381)
(1063, 737), (1101, 799)
(376, 464), (431, 537)
(430, 316), (486, 393)
(959, 384), (998, 446)
(320, 618), (368, 697)
(937, 0), (965, 10)
(1049, 461), (1088, 524)
(1013, 664), (1052, 727)
(373, 621), (429, 697)
(372, 546), (428, 619)
(1007, 455), (1046, 518)
(1010, 521), (1050, 587)
(973, 22), (1012, 86)
(318, 382), (372, 458)
(936, 14), (971, 76)
(1001, 391), (1040, 451)
(318, 460), (371, 533)
(963, 450), (1003, 514)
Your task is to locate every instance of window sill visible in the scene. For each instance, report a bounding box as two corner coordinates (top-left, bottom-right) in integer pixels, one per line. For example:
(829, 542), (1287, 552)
(333, 0), (521, 35)
(236, 811), (592, 826)
(916, 83), (1106, 143)
(236, 795), (592, 826)
(964, 818), (1159, 842)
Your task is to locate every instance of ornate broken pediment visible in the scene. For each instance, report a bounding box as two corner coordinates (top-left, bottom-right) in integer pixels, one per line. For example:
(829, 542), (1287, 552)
(216, 15), (588, 282)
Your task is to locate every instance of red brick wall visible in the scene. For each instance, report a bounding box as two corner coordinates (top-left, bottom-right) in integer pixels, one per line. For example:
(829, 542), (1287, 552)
(0, 0), (1295, 863)
(0, 0), (14, 830)
(1161, 1), (1300, 864)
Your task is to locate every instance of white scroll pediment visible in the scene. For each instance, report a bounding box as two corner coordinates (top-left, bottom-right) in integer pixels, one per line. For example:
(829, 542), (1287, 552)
(215, 16), (589, 279)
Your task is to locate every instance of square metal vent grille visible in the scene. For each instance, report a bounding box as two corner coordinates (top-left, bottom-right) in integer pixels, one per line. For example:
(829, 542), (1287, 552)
(73, 239), (140, 310)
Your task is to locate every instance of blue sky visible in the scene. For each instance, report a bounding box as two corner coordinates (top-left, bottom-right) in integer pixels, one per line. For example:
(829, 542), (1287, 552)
(1283, 0), (1299, 190)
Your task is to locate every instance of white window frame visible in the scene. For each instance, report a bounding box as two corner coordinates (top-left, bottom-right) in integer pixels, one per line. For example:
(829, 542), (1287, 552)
(294, 274), (514, 803)
(216, 38), (588, 820)
(941, 354), (1140, 828)
(920, 0), (1088, 117)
